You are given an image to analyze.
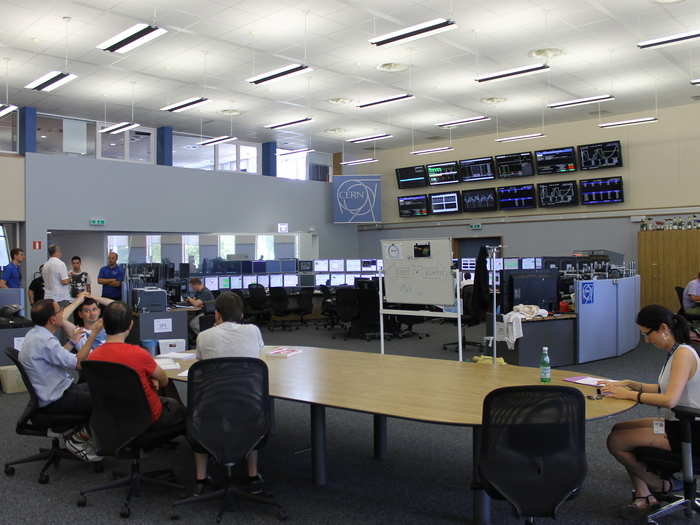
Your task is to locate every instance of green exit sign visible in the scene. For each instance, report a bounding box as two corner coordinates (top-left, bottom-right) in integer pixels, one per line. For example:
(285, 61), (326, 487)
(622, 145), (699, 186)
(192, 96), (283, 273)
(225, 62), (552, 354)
(470, 223), (482, 231)
(89, 218), (105, 226)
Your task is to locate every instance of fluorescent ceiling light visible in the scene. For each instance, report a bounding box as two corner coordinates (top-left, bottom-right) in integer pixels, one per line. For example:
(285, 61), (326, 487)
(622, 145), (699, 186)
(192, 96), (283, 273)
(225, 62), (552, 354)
(98, 122), (140, 134)
(495, 132), (545, 143)
(638, 30), (700, 49)
(410, 146), (454, 156)
(346, 133), (392, 143)
(24, 71), (77, 92)
(369, 18), (457, 47)
(340, 157), (379, 166)
(435, 116), (490, 127)
(246, 64), (312, 85)
(357, 93), (414, 109)
(197, 135), (237, 146)
(598, 117), (658, 128)
(97, 23), (167, 53)
(0, 104), (18, 118)
(265, 117), (312, 129)
(277, 148), (314, 156)
(547, 95), (615, 109)
(475, 63), (549, 83)
(160, 97), (210, 112)
(690, 78), (700, 85)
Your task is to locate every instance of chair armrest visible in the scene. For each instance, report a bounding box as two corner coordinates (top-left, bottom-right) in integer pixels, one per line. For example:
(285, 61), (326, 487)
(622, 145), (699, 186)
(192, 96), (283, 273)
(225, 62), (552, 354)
(671, 405), (700, 420)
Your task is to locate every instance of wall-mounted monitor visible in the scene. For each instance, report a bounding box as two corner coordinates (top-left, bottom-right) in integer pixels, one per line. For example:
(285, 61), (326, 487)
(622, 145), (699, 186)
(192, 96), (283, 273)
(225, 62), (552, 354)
(240, 261), (253, 275)
(252, 261), (266, 274)
(426, 161), (460, 185)
(330, 274), (345, 286)
(534, 146), (577, 175)
(299, 274), (315, 287)
(230, 275), (243, 289)
(269, 274), (284, 288)
(579, 176), (624, 205)
(398, 194), (429, 217)
(204, 276), (219, 291)
(329, 259), (345, 272)
(225, 260), (242, 274)
(462, 188), (497, 212)
(578, 140), (623, 171)
(396, 165), (428, 189)
(346, 259), (362, 272)
(429, 191), (461, 214)
(459, 156), (496, 182)
(315, 273), (330, 286)
(280, 259), (297, 273)
(298, 260), (313, 272)
(218, 276), (231, 289)
(495, 152), (535, 178)
(537, 180), (579, 208)
(497, 184), (537, 210)
(283, 274), (299, 287)
(265, 260), (281, 273)
(313, 259), (329, 272)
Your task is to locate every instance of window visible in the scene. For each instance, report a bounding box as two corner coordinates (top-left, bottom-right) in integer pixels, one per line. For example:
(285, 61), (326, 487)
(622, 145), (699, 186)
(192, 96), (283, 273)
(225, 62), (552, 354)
(128, 129), (153, 163)
(146, 235), (161, 263)
(173, 134), (215, 170)
(219, 235), (236, 259)
(0, 111), (18, 153)
(277, 149), (308, 180)
(217, 143), (237, 171)
(107, 235), (129, 262)
(36, 115), (96, 156)
(96, 123), (155, 163)
(0, 226), (9, 267)
(182, 235), (200, 268)
(239, 144), (258, 173)
(256, 235), (275, 260)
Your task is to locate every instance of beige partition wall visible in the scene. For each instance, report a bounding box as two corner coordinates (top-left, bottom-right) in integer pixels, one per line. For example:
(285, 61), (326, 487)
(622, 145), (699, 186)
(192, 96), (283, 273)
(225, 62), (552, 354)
(638, 230), (700, 311)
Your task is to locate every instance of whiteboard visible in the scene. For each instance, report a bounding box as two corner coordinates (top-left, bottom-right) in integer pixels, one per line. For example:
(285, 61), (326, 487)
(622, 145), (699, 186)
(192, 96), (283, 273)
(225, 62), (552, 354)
(381, 238), (455, 305)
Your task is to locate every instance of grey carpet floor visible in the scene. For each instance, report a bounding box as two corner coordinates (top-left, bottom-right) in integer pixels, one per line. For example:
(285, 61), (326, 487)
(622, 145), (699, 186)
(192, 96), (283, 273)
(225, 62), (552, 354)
(0, 321), (687, 524)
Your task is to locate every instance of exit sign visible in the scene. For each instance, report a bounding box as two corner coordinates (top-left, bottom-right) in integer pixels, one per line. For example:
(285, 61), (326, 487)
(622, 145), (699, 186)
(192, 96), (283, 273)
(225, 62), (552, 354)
(277, 223), (289, 233)
(470, 223), (482, 231)
(89, 217), (105, 226)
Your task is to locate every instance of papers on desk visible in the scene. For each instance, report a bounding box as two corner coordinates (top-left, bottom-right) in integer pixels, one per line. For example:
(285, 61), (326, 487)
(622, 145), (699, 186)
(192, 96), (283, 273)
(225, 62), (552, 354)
(177, 369), (189, 378)
(163, 352), (196, 360)
(154, 358), (180, 371)
(564, 376), (616, 387)
(267, 347), (302, 358)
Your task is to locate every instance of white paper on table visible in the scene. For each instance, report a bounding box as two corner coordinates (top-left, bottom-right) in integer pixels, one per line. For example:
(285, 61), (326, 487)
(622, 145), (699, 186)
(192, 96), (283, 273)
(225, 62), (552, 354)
(159, 363), (181, 370)
(177, 369), (189, 377)
(13, 337), (25, 350)
(154, 358), (180, 370)
(166, 352), (196, 360)
(567, 376), (617, 386)
(153, 318), (173, 334)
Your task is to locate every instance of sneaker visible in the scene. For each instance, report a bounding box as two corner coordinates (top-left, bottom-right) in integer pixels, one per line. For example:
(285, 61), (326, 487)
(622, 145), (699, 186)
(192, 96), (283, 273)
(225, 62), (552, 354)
(64, 436), (103, 463)
(193, 477), (213, 497)
(247, 474), (265, 495)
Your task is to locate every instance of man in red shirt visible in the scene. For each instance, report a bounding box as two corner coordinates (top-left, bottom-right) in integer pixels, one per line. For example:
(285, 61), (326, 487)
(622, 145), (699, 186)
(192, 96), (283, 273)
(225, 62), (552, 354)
(87, 301), (184, 429)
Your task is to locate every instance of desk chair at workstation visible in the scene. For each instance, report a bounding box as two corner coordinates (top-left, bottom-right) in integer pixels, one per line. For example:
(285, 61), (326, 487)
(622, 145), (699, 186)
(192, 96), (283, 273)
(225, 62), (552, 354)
(318, 285), (339, 329)
(76, 361), (185, 519)
(675, 287), (700, 325)
(634, 406), (700, 524)
(296, 287), (314, 325)
(171, 358), (287, 523)
(443, 285), (486, 355)
(268, 287), (301, 331)
(246, 284), (270, 326)
(3, 348), (103, 484)
(477, 385), (587, 524)
(332, 287), (359, 340)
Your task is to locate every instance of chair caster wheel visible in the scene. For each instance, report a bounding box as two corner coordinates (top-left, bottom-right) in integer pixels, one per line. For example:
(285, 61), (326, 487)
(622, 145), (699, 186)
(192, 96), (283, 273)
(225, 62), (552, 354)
(4, 465), (15, 476)
(93, 461), (104, 473)
(120, 505), (131, 518)
(38, 473), (49, 484)
(77, 495), (87, 507)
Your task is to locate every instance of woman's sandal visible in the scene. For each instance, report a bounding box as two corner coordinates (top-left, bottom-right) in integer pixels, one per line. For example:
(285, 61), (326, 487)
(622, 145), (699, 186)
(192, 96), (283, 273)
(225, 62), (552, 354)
(652, 477), (683, 502)
(619, 493), (659, 519)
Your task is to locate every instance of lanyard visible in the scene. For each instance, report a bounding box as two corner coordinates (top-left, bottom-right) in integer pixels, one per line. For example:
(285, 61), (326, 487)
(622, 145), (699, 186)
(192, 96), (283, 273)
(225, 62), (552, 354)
(659, 342), (681, 382)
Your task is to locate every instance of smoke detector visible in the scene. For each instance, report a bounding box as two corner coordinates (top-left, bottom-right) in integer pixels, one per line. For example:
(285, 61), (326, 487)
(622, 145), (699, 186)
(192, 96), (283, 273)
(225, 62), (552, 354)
(528, 48), (564, 60)
(481, 97), (507, 104)
(324, 128), (346, 135)
(221, 108), (241, 116)
(376, 62), (408, 72)
(327, 97), (354, 105)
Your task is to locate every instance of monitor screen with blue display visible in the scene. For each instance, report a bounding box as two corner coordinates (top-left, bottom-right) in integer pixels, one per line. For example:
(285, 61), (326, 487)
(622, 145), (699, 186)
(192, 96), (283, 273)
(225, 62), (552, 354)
(283, 274), (299, 287)
(230, 276), (243, 289)
(580, 176), (624, 205)
(280, 260), (297, 273)
(252, 261), (266, 274)
(265, 260), (282, 273)
(496, 184), (537, 210)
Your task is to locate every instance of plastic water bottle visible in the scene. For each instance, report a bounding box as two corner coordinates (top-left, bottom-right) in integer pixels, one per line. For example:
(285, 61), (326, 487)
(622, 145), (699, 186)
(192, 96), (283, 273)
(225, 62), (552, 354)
(540, 347), (551, 383)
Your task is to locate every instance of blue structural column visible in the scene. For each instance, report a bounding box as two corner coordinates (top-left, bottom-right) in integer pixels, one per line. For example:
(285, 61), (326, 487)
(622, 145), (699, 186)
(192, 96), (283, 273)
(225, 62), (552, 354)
(157, 126), (173, 166)
(19, 107), (37, 155)
(261, 141), (277, 177)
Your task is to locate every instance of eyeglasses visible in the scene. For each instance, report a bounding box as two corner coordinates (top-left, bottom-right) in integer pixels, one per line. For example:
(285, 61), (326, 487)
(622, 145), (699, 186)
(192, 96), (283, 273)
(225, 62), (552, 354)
(642, 328), (655, 337)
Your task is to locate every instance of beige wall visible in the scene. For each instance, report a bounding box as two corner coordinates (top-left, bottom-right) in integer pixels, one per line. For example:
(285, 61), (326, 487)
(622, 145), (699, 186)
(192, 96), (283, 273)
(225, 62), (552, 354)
(0, 154), (24, 221)
(350, 102), (700, 224)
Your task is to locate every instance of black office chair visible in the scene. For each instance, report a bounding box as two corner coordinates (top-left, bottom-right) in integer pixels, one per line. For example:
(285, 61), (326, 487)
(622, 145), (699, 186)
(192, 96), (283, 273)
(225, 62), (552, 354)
(296, 287), (314, 325)
(268, 287), (300, 331)
(199, 313), (216, 332)
(675, 286), (700, 324)
(634, 406), (700, 524)
(246, 284), (270, 326)
(443, 285), (486, 354)
(395, 309), (430, 340)
(3, 348), (101, 484)
(318, 286), (338, 329)
(478, 386), (587, 524)
(332, 287), (360, 340)
(76, 361), (185, 518)
(171, 358), (287, 522)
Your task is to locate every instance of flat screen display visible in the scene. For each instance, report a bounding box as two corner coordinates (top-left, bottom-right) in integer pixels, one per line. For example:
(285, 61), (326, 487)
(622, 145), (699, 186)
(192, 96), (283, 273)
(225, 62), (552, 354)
(495, 152), (535, 178)
(377, 259), (383, 271)
(429, 191), (461, 214)
(225, 260), (242, 274)
(486, 258), (503, 271)
(283, 274), (299, 287)
(313, 259), (329, 272)
(459, 156), (496, 182)
(329, 259), (345, 272)
(204, 276), (219, 291)
(242, 275), (256, 288)
(396, 165), (428, 189)
(426, 161), (460, 185)
(578, 140), (623, 171)
(265, 260), (282, 273)
(504, 258), (519, 270)
(497, 184), (537, 210)
(299, 274), (315, 287)
(240, 261), (253, 275)
(362, 259), (377, 271)
(535, 146), (577, 175)
(330, 274), (345, 286)
(269, 274), (283, 288)
(346, 259), (362, 272)
(461, 258), (476, 272)
(230, 276), (243, 289)
(398, 194), (429, 217)
(298, 260), (313, 272)
(315, 273), (330, 286)
(280, 259), (297, 273)
(537, 180), (579, 208)
(218, 276), (231, 289)
(345, 274), (360, 286)
(252, 261), (266, 274)
(580, 176), (624, 205)
(462, 188), (497, 212)
(521, 258), (536, 270)
(256, 275), (270, 288)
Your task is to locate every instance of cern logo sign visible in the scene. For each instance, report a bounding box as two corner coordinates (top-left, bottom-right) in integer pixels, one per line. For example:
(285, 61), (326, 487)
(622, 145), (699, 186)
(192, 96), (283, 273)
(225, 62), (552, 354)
(581, 282), (594, 305)
(333, 175), (381, 223)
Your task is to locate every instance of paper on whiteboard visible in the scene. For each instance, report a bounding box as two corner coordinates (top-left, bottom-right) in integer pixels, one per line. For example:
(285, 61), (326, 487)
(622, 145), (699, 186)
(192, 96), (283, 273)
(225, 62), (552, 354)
(154, 318), (172, 334)
(13, 337), (25, 350)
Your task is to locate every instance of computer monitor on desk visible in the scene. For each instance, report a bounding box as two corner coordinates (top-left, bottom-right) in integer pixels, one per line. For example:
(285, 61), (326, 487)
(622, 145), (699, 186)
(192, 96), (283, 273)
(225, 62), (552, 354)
(204, 276), (219, 291)
(252, 261), (266, 274)
(345, 274), (360, 286)
(329, 259), (345, 272)
(500, 270), (559, 313)
(346, 259), (361, 272)
(240, 261), (253, 275)
(315, 273), (330, 287)
(280, 259), (297, 273)
(361, 259), (377, 272)
(330, 274), (345, 286)
(266, 260), (282, 273)
(269, 274), (283, 288)
(314, 259), (329, 272)
(283, 274), (299, 287)
(256, 275), (270, 288)
(298, 260), (313, 272)
(218, 276), (231, 289)
(242, 275), (256, 289)
(230, 275), (243, 289)
(299, 274), (315, 287)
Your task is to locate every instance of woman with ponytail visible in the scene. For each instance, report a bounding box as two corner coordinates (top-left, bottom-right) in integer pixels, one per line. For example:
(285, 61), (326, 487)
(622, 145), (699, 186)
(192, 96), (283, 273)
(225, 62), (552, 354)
(600, 304), (700, 515)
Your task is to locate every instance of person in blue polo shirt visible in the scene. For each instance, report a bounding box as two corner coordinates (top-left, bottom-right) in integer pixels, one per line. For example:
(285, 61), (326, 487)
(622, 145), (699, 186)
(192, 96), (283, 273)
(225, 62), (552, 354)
(97, 252), (125, 301)
(0, 248), (25, 289)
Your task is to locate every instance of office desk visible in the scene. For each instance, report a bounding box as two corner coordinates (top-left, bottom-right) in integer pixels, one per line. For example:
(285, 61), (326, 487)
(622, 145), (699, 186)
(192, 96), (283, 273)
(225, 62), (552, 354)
(167, 346), (634, 524)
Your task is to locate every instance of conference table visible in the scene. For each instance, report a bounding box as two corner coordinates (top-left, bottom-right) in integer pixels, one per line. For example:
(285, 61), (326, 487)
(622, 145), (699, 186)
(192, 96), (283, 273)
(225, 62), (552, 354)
(165, 346), (635, 524)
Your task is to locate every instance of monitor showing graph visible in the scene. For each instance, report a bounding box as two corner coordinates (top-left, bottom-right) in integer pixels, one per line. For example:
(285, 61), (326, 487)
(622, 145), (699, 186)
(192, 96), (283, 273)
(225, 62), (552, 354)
(578, 140), (623, 171)
(461, 188), (497, 212)
(537, 181), (579, 208)
(459, 156), (496, 182)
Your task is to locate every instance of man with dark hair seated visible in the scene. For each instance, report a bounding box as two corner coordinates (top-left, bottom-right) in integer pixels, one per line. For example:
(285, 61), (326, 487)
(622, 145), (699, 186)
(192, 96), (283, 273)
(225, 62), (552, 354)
(88, 302), (185, 430)
(19, 299), (101, 461)
(61, 292), (112, 353)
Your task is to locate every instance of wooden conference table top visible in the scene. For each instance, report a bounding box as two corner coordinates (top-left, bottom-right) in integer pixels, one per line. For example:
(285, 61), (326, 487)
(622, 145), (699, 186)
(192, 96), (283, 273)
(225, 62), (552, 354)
(166, 346), (635, 426)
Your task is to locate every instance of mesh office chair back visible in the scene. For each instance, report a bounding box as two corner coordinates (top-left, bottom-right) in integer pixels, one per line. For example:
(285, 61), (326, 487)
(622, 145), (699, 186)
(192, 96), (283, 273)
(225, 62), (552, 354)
(5, 347), (43, 430)
(187, 358), (271, 466)
(479, 385), (587, 519)
(248, 284), (268, 309)
(335, 287), (359, 322)
(81, 361), (153, 457)
(297, 288), (314, 316)
(268, 287), (290, 315)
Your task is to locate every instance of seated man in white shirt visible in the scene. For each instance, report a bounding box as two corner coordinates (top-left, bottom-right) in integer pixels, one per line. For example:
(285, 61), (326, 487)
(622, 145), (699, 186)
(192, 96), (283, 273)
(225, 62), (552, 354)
(192, 292), (265, 495)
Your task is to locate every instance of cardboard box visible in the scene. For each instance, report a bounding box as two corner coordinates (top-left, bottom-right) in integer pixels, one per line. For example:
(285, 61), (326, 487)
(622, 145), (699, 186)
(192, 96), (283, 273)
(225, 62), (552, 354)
(0, 365), (26, 394)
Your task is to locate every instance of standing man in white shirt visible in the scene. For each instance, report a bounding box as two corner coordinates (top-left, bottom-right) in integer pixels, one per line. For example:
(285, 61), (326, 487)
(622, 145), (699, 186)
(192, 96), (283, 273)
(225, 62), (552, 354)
(42, 245), (72, 307)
